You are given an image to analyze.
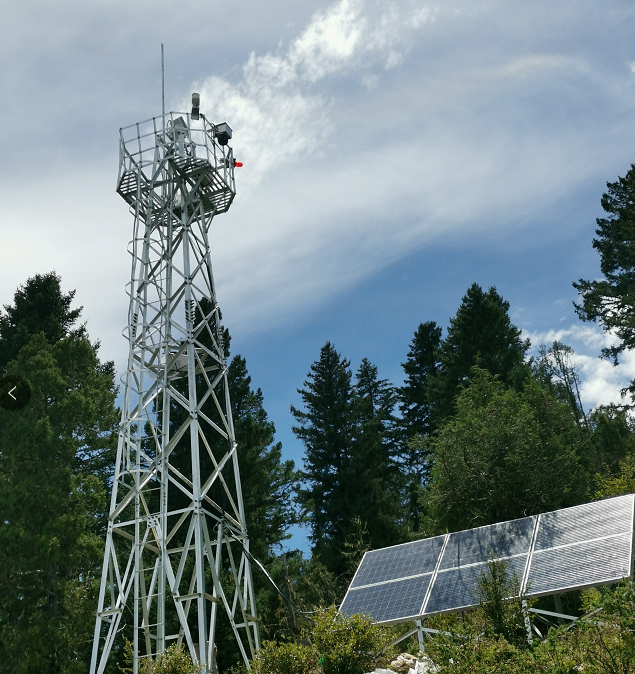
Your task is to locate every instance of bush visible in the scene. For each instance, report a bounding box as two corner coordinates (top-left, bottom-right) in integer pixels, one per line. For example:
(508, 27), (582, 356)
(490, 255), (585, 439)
(248, 640), (320, 674)
(311, 606), (389, 674)
(238, 606), (389, 674)
(473, 558), (532, 647)
(136, 644), (202, 674)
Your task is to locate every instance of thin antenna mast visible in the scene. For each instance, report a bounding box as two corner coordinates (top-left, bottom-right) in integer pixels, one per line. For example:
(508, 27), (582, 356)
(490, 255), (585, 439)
(161, 44), (165, 117)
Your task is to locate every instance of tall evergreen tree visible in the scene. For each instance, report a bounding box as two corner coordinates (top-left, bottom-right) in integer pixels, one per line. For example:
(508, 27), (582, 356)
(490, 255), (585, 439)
(291, 342), (355, 576)
(348, 358), (401, 552)
(574, 160), (635, 394)
(398, 321), (442, 437)
(397, 322), (442, 531)
(432, 283), (530, 423)
(0, 272), (84, 371)
(0, 275), (118, 674)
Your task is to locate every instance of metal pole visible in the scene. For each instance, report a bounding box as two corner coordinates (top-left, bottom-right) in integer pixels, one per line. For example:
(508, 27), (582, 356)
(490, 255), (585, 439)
(161, 44), (165, 118)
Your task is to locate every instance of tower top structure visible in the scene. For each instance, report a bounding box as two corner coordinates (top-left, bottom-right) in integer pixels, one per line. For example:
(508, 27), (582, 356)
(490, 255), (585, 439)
(117, 111), (237, 218)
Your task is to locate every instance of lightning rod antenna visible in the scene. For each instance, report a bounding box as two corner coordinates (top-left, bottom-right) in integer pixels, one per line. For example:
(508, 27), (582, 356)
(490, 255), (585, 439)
(161, 43), (165, 118)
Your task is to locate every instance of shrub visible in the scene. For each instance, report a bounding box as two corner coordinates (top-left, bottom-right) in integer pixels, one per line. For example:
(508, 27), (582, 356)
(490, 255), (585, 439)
(138, 644), (202, 674)
(248, 640), (320, 674)
(311, 606), (389, 674)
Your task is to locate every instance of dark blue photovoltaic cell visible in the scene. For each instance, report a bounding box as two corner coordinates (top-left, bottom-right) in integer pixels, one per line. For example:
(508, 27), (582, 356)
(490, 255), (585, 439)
(439, 517), (535, 570)
(341, 574), (431, 623)
(350, 536), (445, 588)
(527, 533), (633, 595)
(425, 556), (528, 615)
(534, 495), (633, 551)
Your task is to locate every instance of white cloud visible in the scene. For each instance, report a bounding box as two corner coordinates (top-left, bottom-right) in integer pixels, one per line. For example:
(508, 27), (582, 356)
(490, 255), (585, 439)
(525, 324), (634, 411)
(191, 0), (434, 187)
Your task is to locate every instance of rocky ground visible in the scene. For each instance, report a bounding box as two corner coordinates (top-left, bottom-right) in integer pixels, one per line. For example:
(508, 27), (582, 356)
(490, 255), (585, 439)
(365, 651), (438, 674)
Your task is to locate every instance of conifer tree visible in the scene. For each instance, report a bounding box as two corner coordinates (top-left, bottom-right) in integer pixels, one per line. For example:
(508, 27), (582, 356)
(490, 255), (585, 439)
(397, 322), (442, 530)
(0, 271), (84, 371)
(348, 358), (401, 551)
(291, 342), (355, 575)
(432, 283), (529, 423)
(574, 161), (635, 394)
(0, 274), (118, 673)
(398, 321), (442, 437)
(228, 355), (299, 561)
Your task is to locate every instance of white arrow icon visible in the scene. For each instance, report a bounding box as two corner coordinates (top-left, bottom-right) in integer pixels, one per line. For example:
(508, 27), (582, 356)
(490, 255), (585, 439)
(8, 386), (16, 401)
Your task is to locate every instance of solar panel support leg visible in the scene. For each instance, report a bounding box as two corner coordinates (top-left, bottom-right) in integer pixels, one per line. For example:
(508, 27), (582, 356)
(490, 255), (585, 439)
(415, 620), (425, 651)
(522, 600), (533, 646)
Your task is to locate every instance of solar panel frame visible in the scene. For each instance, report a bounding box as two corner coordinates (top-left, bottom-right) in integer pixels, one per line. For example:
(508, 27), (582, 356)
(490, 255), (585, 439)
(339, 494), (635, 626)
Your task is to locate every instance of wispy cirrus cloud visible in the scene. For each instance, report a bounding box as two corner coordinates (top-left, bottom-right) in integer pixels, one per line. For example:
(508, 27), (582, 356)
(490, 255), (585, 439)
(192, 0), (435, 185)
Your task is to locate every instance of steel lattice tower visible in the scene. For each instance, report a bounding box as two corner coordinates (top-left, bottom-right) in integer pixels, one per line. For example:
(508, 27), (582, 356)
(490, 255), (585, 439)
(90, 109), (259, 674)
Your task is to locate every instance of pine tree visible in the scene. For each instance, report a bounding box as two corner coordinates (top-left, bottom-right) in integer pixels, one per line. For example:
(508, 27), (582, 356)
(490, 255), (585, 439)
(0, 271), (84, 371)
(398, 321), (442, 437)
(574, 161), (635, 394)
(432, 283), (529, 423)
(348, 358), (401, 553)
(397, 322), (442, 531)
(0, 275), (118, 673)
(291, 342), (355, 576)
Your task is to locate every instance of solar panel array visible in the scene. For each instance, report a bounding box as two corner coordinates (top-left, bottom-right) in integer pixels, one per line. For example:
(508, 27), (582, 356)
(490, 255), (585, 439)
(340, 494), (635, 625)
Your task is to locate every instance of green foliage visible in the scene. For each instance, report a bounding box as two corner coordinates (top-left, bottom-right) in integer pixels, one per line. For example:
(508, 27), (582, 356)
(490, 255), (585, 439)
(583, 404), (635, 475)
(398, 321), (442, 439)
(292, 344), (401, 576)
(473, 559), (531, 647)
(228, 354), (300, 560)
(312, 606), (389, 674)
(292, 342), (355, 574)
(139, 644), (202, 674)
(594, 453), (635, 499)
(0, 271), (85, 371)
(423, 367), (585, 533)
(574, 161), (635, 394)
(255, 551), (340, 642)
(0, 275), (118, 673)
(397, 321), (442, 530)
(349, 359), (402, 552)
(532, 341), (587, 428)
(233, 608), (388, 674)
(431, 283), (530, 424)
(424, 581), (635, 674)
(248, 641), (320, 674)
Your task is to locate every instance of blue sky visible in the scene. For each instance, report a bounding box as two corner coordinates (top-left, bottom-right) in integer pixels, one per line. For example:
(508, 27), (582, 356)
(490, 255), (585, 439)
(2, 0), (635, 551)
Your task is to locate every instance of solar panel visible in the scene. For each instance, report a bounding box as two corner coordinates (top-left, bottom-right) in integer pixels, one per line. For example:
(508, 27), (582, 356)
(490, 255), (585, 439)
(340, 494), (634, 625)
